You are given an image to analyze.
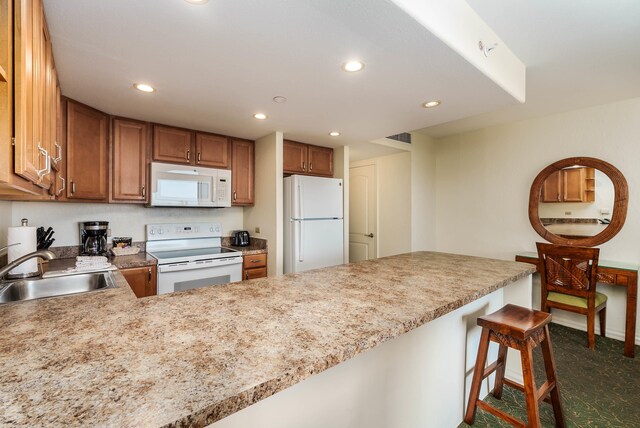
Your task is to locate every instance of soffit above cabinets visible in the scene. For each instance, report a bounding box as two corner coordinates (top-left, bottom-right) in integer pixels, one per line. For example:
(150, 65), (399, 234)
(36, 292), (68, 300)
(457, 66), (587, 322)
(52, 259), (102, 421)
(42, 0), (525, 148)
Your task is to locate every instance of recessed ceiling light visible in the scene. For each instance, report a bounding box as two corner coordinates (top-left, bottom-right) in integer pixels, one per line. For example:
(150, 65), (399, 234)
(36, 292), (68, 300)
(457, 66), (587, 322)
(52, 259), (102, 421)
(273, 96), (287, 103)
(329, 131), (340, 137)
(342, 61), (365, 72)
(253, 113), (268, 120)
(184, 0), (209, 4)
(134, 83), (155, 93)
(422, 100), (441, 108)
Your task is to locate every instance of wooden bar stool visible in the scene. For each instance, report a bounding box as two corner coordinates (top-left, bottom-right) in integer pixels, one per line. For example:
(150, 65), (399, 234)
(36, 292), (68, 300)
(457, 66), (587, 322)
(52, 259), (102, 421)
(464, 304), (565, 428)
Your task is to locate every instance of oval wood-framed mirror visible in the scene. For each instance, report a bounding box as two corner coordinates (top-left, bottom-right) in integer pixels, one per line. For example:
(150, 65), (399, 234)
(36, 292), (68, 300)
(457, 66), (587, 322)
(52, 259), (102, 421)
(529, 157), (628, 247)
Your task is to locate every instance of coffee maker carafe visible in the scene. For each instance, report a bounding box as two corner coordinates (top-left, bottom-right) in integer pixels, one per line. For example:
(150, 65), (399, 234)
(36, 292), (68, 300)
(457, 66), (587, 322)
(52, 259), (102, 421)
(80, 221), (109, 256)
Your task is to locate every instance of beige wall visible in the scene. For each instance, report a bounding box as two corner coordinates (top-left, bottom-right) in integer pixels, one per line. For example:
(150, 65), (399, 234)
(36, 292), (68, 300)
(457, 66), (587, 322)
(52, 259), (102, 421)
(8, 202), (244, 247)
(377, 152), (412, 257)
(243, 132), (283, 276)
(0, 200), (12, 247)
(434, 96), (640, 343)
(333, 146), (350, 263)
(410, 132), (437, 251)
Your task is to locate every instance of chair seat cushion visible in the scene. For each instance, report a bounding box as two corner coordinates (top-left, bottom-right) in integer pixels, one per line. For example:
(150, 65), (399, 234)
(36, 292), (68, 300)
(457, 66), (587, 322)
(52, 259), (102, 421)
(548, 291), (608, 309)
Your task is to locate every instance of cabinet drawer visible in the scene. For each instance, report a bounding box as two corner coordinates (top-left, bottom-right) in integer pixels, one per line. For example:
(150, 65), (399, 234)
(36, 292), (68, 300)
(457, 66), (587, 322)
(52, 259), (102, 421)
(244, 267), (267, 280)
(243, 253), (267, 269)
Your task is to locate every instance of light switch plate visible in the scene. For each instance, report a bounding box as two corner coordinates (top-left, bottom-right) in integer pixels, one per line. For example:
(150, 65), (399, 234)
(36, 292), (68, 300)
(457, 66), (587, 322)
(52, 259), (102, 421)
(255, 226), (261, 233)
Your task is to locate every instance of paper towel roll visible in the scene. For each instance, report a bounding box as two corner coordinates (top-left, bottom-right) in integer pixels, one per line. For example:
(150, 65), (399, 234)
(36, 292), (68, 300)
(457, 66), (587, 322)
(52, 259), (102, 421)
(8, 225), (38, 276)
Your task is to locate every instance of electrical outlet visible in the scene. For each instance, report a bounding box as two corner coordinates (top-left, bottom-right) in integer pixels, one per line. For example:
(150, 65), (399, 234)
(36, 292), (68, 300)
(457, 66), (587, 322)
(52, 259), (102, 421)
(255, 226), (261, 234)
(564, 211), (571, 216)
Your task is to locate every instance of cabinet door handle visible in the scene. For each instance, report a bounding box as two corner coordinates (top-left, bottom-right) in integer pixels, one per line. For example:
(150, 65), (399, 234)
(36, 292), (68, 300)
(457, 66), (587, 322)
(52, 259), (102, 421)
(250, 259), (260, 263)
(233, 191), (237, 201)
(245, 272), (249, 280)
(309, 162), (313, 171)
(71, 179), (76, 194)
(141, 186), (146, 198)
(57, 176), (65, 196)
(36, 144), (51, 178)
(197, 152), (201, 162)
(148, 268), (152, 283)
(302, 161), (306, 171)
(53, 142), (62, 163)
(186, 150), (190, 161)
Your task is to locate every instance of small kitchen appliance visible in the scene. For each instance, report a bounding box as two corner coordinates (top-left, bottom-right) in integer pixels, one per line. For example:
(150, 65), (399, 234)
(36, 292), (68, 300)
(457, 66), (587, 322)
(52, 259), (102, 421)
(80, 221), (109, 256)
(233, 230), (250, 247)
(146, 222), (243, 295)
(284, 175), (344, 273)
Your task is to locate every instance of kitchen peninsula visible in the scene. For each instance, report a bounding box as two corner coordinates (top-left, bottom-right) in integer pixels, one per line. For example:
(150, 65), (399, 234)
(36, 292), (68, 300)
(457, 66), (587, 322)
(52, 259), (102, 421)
(0, 252), (535, 427)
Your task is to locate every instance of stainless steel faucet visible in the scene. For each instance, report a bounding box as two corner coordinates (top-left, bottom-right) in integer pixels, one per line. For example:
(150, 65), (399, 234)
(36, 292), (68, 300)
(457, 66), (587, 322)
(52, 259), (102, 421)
(0, 248), (56, 280)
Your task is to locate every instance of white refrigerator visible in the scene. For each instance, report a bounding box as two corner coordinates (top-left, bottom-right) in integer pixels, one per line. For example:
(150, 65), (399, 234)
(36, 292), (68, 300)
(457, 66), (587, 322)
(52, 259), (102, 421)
(284, 175), (344, 273)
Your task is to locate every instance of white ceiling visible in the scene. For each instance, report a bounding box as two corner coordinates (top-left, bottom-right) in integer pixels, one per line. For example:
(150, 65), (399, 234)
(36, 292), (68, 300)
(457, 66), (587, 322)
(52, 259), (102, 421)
(42, 0), (521, 155)
(420, 0), (640, 138)
(44, 1), (636, 150)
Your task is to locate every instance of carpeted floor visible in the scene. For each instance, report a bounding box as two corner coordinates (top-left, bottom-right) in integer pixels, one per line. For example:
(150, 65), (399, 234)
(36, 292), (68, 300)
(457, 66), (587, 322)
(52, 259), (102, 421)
(459, 323), (640, 428)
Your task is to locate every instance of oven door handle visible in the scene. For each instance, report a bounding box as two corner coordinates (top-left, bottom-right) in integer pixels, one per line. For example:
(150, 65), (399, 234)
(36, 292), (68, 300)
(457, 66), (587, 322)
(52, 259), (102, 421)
(158, 257), (243, 273)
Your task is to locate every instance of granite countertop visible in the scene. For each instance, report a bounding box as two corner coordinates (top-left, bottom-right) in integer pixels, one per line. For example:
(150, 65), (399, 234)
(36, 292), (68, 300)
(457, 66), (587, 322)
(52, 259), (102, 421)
(221, 237), (268, 256)
(43, 252), (157, 272)
(544, 223), (608, 237)
(0, 252), (534, 427)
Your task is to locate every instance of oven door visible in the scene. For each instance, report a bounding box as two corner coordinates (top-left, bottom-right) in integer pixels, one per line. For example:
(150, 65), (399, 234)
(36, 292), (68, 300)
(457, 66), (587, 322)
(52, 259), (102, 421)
(156, 257), (243, 295)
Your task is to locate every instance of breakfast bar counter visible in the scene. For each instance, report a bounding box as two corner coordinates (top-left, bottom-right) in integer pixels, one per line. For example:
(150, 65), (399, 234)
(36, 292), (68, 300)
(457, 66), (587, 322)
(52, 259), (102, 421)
(0, 252), (535, 427)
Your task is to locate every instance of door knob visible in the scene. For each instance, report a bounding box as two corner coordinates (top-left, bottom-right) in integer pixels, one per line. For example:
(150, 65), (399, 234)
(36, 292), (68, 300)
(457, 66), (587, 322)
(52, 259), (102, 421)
(365, 233), (374, 238)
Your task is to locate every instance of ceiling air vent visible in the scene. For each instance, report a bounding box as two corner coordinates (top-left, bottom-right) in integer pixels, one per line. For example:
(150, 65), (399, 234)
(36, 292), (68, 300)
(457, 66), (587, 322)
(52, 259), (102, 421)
(386, 132), (411, 144)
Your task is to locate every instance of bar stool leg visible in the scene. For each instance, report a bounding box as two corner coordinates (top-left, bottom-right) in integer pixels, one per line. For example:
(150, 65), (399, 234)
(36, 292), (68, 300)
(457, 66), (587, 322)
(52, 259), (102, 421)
(464, 328), (491, 424)
(540, 326), (566, 428)
(520, 342), (542, 427)
(492, 344), (508, 400)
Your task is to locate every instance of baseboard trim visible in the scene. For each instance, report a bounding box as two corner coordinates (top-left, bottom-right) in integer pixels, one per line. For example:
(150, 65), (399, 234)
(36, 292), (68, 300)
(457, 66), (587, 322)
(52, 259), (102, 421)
(550, 319), (640, 346)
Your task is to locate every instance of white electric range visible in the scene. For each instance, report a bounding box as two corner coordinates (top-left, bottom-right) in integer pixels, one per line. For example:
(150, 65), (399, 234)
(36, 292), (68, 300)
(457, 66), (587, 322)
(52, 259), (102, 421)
(146, 222), (243, 295)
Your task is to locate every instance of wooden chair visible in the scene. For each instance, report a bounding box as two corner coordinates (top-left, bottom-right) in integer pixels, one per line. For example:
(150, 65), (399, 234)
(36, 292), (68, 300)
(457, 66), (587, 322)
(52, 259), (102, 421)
(536, 242), (606, 350)
(465, 304), (565, 427)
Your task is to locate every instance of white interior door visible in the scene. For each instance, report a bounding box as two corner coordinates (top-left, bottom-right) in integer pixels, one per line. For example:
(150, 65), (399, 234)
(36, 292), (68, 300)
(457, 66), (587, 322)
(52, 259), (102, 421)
(349, 164), (377, 262)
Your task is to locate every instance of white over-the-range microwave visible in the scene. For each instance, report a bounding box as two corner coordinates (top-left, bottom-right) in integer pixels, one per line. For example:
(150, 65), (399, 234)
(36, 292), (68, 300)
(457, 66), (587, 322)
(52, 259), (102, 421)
(150, 162), (231, 207)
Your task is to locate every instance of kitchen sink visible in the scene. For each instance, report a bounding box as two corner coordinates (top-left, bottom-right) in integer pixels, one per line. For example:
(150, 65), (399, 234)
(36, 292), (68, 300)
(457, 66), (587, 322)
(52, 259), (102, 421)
(0, 272), (117, 304)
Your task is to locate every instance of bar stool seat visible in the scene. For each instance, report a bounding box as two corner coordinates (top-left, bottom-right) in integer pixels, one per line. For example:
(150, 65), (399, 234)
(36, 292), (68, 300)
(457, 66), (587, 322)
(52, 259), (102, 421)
(464, 304), (566, 428)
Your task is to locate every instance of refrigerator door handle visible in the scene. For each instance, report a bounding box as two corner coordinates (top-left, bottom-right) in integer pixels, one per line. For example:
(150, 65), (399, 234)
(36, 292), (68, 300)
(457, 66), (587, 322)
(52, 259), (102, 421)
(298, 220), (304, 262)
(298, 183), (304, 220)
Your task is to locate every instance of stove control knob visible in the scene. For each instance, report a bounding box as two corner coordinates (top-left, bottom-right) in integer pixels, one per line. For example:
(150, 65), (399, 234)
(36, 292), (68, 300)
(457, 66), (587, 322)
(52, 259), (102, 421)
(158, 229), (163, 235)
(149, 228), (155, 235)
(210, 226), (214, 232)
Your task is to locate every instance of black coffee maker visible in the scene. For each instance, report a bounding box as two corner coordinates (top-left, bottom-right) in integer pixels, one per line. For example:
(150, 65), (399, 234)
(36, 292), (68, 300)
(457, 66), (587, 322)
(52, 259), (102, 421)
(80, 221), (109, 256)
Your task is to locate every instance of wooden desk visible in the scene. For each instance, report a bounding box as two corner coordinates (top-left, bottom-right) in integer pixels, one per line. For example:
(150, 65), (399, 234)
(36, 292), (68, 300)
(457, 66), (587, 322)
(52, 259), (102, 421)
(516, 252), (638, 358)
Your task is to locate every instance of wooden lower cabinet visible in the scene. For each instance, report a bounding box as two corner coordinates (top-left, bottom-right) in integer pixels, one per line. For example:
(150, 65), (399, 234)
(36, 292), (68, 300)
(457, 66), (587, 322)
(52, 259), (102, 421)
(112, 118), (149, 203)
(243, 253), (267, 280)
(231, 138), (255, 206)
(66, 99), (109, 201)
(120, 265), (157, 298)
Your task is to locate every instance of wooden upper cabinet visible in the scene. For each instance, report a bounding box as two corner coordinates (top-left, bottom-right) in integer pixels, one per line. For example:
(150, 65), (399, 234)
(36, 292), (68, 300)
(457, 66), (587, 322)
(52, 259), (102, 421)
(195, 133), (230, 168)
(152, 125), (193, 164)
(231, 138), (254, 206)
(66, 99), (109, 201)
(541, 171), (562, 202)
(283, 139), (333, 177)
(13, 0), (48, 188)
(541, 167), (594, 203)
(308, 145), (333, 177)
(283, 140), (307, 174)
(112, 119), (149, 203)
